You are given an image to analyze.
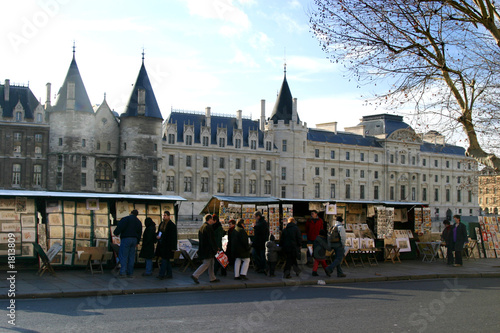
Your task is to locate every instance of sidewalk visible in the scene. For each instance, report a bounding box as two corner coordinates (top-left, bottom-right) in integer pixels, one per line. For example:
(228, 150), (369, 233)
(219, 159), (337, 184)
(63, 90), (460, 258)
(3, 258), (500, 299)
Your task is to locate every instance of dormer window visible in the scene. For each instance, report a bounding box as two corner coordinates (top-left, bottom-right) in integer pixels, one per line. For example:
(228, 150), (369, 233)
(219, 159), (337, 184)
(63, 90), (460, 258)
(235, 138), (241, 149)
(15, 111), (22, 122)
(202, 136), (209, 146)
(219, 137), (225, 148)
(168, 134), (175, 144)
(36, 113), (43, 123)
(250, 140), (257, 150)
(265, 141), (272, 151)
(186, 135), (193, 145)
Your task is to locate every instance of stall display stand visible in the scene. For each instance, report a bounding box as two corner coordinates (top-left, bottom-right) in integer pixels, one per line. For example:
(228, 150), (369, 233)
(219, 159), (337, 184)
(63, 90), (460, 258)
(242, 204), (255, 236)
(0, 197), (37, 258)
(282, 204), (293, 228)
(268, 204), (280, 240)
(478, 216), (500, 258)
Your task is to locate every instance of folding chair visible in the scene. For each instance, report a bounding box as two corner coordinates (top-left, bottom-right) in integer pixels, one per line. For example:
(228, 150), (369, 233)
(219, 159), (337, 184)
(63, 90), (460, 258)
(33, 243), (62, 276)
(179, 249), (198, 272)
(463, 240), (477, 260)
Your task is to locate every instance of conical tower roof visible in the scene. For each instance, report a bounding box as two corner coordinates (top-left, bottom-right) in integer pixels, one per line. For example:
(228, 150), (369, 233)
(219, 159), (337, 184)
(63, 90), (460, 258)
(270, 69), (298, 124)
(122, 59), (162, 119)
(53, 53), (93, 113)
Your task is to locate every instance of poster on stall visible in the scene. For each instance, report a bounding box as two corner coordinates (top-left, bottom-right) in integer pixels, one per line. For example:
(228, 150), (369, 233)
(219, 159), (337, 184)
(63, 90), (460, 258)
(326, 203), (337, 215)
(282, 204), (294, 227)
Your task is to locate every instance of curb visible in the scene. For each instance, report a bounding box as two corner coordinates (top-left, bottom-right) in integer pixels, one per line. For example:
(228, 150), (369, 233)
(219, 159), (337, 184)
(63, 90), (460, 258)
(7, 272), (500, 299)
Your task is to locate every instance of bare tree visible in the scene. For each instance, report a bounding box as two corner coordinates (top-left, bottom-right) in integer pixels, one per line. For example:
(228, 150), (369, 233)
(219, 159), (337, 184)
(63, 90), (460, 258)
(310, 0), (500, 171)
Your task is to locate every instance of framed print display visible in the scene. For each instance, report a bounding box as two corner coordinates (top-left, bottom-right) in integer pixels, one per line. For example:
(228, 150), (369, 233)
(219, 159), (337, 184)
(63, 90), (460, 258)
(95, 201), (109, 215)
(48, 239), (63, 248)
(76, 202), (88, 215)
(94, 214), (109, 227)
(65, 226), (75, 238)
(0, 211), (19, 220)
(86, 199), (99, 211)
(147, 205), (160, 215)
(96, 239), (108, 248)
(15, 197), (28, 213)
(0, 198), (16, 209)
(0, 233), (19, 243)
(64, 253), (73, 265)
(21, 215), (36, 228)
(22, 229), (37, 242)
(94, 227), (107, 239)
(76, 227), (91, 240)
(49, 226), (63, 239)
(64, 240), (74, 252)
(22, 243), (34, 257)
(2, 223), (21, 232)
(135, 203), (146, 215)
(396, 238), (411, 252)
(76, 215), (91, 226)
(75, 240), (90, 248)
(46, 200), (62, 213)
(64, 214), (75, 226)
(48, 214), (63, 226)
(63, 201), (75, 213)
(116, 201), (130, 220)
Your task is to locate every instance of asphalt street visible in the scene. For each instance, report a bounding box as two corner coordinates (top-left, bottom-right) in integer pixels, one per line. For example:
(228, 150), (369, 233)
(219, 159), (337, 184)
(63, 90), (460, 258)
(3, 278), (500, 333)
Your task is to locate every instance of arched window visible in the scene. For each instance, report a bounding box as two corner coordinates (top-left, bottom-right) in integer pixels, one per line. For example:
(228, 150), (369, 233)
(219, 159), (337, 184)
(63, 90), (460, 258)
(96, 162), (112, 180)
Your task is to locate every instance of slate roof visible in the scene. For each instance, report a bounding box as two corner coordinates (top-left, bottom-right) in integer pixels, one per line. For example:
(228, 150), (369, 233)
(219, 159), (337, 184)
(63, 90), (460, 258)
(122, 62), (162, 119)
(358, 114), (411, 136)
(0, 84), (40, 119)
(269, 73), (299, 124)
(166, 111), (264, 147)
(420, 141), (466, 156)
(52, 56), (93, 113)
(308, 128), (382, 148)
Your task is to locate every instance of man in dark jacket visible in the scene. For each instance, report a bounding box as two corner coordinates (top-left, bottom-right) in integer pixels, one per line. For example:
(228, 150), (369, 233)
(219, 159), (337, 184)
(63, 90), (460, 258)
(231, 219), (251, 280)
(252, 211), (269, 273)
(451, 215), (469, 267)
(281, 217), (302, 279)
(156, 211), (177, 279)
(139, 217), (156, 276)
(213, 214), (227, 276)
(440, 220), (453, 265)
(113, 210), (142, 277)
(191, 214), (219, 284)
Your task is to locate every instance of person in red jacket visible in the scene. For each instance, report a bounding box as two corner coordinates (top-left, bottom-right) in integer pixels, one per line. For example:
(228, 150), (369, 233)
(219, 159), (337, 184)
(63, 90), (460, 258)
(306, 210), (324, 264)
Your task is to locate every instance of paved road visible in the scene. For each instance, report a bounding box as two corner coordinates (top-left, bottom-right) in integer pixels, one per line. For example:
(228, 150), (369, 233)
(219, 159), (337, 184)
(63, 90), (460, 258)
(3, 278), (500, 333)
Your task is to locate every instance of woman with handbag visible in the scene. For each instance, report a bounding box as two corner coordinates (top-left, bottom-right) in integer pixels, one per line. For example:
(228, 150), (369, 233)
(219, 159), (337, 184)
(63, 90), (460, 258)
(231, 219), (251, 280)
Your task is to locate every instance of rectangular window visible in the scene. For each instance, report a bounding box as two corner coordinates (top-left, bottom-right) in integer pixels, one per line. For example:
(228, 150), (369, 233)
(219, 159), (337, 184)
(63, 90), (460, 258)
(266, 160), (271, 171)
(374, 171), (379, 179)
(400, 185), (406, 200)
(218, 137), (225, 147)
(423, 174), (427, 181)
(97, 142), (101, 150)
(152, 175), (157, 188)
(330, 168), (335, 177)
(58, 155), (63, 168)
(82, 139), (86, 147)
(264, 180), (271, 194)
(423, 188), (427, 201)
(446, 176), (450, 183)
(186, 135), (193, 146)
(168, 155), (174, 166)
(153, 162), (157, 171)
(168, 133), (175, 144)
(14, 132), (22, 141)
(330, 184), (336, 198)
(184, 177), (192, 192)
(251, 140), (257, 150)
(412, 187), (416, 201)
(81, 156), (87, 168)
(35, 146), (42, 154)
(281, 186), (286, 198)
(374, 185), (379, 200)
(390, 154), (394, 163)
(235, 138), (241, 149)
(186, 155), (192, 167)
(468, 190), (472, 203)
(33, 165), (42, 186)
(251, 159), (256, 170)
(219, 157), (225, 169)
(235, 158), (241, 170)
(457, 162), (461, 169)
(346, 151), (350, 160)
(233, 179), (241, 194)
(390, 186), (394, 200)
(203, 136), (209, 146)
(282, 140), (287, 152)
(457, 176), (461, 184)
(13, 144), (21, 153)
(203, 156), (209, 168)
(331, 150), (335, 159)
(59, 138), (63, 146)
(434, 159), (438, 167)
(423, 158), (427, 166)
(12, 164), (21, 185)
(360, 152), (364, 161)
(57, 172), (63, 186)
(315, 167), (320, 176)
(281, 167), (286, 180)
(217, 178), (225, 193)
(166, 176), (175, 191)
(457, 190), (462, 202)
(107, 142), (111, 151)
(412, 156), (416, 165)
(360, 185), (365, 199)
(315, 149), (320, 158)
(360, 170), (365, 178)
(201, 177), (209, 192)
(435, 175), (438, 182)
(35, 134), (43, 142)
(346, 169), (350, 177)
(249, 179), (257, 194)
(401, 155), (405, 164)
(81, 173), (86, 187)
(154, 143), (157, 151)
(314, 183), (320, 198)
(374, 154), (378, 162)
(265, 141), (272, 151)
(434, 188), (439, 201)
(123, 142), (127, 150)
(446, 160), (450, 168)
(345, 184), (351, 199)
(123, 160), (126, 170)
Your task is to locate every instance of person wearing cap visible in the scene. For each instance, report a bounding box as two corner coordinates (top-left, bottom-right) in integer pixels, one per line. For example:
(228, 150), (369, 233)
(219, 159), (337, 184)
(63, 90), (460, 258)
(113, 210), (142, 277)
(440, 219), (453, 265)
(326, 215), (347, 278)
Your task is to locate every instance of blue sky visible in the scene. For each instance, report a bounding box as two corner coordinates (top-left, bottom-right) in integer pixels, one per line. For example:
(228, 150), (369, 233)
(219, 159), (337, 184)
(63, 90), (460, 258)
(1, 0), (388, 130)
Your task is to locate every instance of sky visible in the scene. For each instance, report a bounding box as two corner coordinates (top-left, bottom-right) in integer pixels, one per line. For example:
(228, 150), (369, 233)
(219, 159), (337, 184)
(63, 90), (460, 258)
(1, 0), (396, 130)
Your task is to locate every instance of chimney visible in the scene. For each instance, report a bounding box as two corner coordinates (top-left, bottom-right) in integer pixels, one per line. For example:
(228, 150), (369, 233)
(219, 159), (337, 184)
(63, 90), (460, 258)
(45, 82), (51, 108)
(236, 110), (242, 129)
(205, 106), (211, 128)
(137, 88), (146, 115)
(292, 98), (298, 123)
(260, 99), (265, 131)
(67, 81), (75, 111)
(4, 79), (10, 102)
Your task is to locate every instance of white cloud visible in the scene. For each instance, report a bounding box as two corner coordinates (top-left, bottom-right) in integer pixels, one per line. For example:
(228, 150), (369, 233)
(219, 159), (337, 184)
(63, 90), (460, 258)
(230, 49), (259, 68)
(68, 17), (154, 32)
(274, 13), (307, 33)
(182, 0), (250, 29)
(249, 31), (274, 50)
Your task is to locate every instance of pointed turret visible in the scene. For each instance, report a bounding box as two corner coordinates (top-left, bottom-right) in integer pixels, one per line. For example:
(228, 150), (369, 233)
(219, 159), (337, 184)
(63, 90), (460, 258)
(52, 51), (93, 113)
(122, 57), (163, 119)
(270, 66), (298, 124)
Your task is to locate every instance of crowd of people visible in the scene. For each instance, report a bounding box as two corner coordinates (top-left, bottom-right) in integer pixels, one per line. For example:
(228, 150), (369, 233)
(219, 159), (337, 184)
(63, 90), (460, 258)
(113, 209), (349, 281)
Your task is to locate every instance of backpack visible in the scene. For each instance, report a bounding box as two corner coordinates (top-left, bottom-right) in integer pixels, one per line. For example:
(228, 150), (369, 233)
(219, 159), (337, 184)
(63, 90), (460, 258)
(329, 225), (341, 243)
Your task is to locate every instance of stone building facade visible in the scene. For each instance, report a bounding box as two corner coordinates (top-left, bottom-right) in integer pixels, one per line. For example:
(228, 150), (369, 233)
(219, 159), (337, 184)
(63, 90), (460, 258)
(479, 168), (500, 214)
(0, 53), (480, 219)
